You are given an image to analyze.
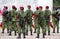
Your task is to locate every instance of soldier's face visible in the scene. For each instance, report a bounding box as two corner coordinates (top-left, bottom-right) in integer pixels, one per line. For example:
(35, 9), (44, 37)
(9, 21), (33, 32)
(20, 10), (24, 12)
(39, 8), (42, 11)
(13, 9), (15, 10)
(3, 8), (7, 11)
(46, 8), (49, 10)
(28, 7), (31, 10)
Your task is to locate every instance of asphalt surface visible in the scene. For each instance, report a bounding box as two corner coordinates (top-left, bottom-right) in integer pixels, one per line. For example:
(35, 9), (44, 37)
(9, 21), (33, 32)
(0, 27), (60, 39)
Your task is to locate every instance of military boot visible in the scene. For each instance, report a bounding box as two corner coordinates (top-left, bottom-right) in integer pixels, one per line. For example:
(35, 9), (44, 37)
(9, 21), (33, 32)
(7, 28), (9, 33)
(26, 30), (28, 35)
(53, 27), (55, 33)
(44, 32), (46, 35)
(15, 31), (17, 36)
(43, 33), (45, 38)
(36, 34), (39, 38)
(48, 31), (50, 35)
(17, 33), (21, 38)
(23, 33), (26, 38)
(31, 30), (33, 35)
(2, 29), (4, 33)
(57, 26), (59, 33)
(9, 32), (11, 36)
(34, 29), (36, 33)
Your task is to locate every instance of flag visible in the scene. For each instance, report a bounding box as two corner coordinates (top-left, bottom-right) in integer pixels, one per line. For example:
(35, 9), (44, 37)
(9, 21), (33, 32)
(0, 10), (2, 27)
(32, 14), (35, 28)
(50, 14), (53, 28)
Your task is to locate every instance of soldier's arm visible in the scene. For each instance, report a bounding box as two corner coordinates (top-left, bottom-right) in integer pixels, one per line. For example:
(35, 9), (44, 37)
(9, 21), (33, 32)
(24, 10), (28, 18)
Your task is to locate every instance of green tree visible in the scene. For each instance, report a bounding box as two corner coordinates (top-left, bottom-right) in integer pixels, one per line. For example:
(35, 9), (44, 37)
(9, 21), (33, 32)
(53, 0), (60, 6)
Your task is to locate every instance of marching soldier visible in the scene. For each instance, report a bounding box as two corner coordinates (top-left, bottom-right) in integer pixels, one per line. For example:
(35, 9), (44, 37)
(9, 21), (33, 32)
(34, 7), (39, 33)
(36, 6), (46, 38)
(17, 6), (26, 38)
(7, 11), (12, 33)
(9, 5), (17, 36)
(52, 7), (59, 33)
(39, 6), (46, 38)
(2, 6), (9, 33)
(44, 6), (51, 35)
(25, 5), (33, 35)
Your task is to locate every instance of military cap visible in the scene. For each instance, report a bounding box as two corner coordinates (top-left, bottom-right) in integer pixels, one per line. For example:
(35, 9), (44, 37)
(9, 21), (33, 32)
(46, 6), (49, 9)
(39, 6), (43, 9)
(20, 6), (24, 10)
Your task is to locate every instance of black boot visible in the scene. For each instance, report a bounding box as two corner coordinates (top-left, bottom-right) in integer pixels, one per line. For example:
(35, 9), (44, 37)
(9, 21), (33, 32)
(53, 28), (55, 33)
(31, 31), (33, 35)
(26, 30), (28, 35)
(36, 34), (39, 38)
(48, 31), (50, 35)
(57, 26), (59, 33)
(34, 29), (36, 33)
(53, 31), (55, 33)
(17, 33), (21, 38)
(23, 33), (26, 38)
(44, 32), (46, 35)
(43, 33), (45, 38)
(57, 31), (59, 33)
(9, 32), (11, 36)
(2, 29), (4, 33)
(15, 31), (17, 36)
(7, 28), (9, 33)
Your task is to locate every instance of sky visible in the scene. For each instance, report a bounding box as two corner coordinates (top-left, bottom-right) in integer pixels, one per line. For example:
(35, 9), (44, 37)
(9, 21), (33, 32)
(0, 0), (53, 25)
(0, 0), (53, 11)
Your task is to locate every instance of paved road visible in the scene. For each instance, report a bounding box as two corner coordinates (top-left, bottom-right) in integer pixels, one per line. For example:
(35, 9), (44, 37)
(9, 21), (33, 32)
(0, 27), (60, 39)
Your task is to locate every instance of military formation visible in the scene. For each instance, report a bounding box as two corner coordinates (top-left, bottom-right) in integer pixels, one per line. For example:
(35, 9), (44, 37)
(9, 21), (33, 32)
(1, 5), (60, 38)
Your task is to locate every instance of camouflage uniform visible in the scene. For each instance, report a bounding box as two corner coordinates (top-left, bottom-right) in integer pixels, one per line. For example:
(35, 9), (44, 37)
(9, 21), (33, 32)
(9, 6), (17, 36)
(36, 6), (46, 38)
(6, 11), (12, 33)
(44, 6), (51, 35)
(25, 5), (33, 35)
(17, 7), (26, 38)
(52, 9), (59, 33)
(2, 6), (9, 33)
(34, 7), (39, 33)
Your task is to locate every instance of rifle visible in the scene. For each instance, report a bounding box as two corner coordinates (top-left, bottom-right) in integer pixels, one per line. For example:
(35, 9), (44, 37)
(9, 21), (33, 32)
(7, 11), (12, 21)
(38, 13), (42, 24)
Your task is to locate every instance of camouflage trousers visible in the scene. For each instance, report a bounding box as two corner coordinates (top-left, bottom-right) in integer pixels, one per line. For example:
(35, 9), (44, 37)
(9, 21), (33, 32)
(36, 24), (46, 34)
(2, 21), (9, 33)
(9, 21), (17, 35)
(18, 26), (25, 35)
(53, 21), (59, 33)
(26, 21), (32, 35)
(2, 21), (7, 30)
(36, 24), (40, 34)
(17, 20), (26, 38)
(45, 21), (50, 35)
(34, 19), (38, 32)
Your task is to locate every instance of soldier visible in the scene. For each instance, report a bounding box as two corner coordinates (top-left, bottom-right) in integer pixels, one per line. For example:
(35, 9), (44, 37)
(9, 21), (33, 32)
(25, 5), (33, 35)
(2, 6), (9, 33)
(52, 7), (59, 33)
(36, 6), (46, 38)
(17, 6), (26, 38)
(34, 7), (39, 33)
(44, 6), (51, 35)
(7, 11), (12, 33)
(9, 5), (17, 36)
